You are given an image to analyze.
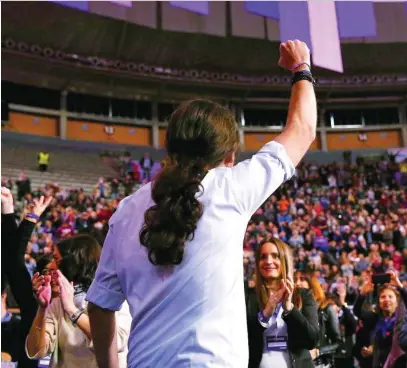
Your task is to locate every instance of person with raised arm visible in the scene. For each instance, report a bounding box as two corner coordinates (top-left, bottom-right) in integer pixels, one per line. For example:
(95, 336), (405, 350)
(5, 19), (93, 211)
(1, 187), (53, 368)
(86, 40), (317, 368)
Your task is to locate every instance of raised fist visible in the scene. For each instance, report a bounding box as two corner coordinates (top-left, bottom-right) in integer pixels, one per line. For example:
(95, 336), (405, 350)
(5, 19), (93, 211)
(278, 40), (311, 71)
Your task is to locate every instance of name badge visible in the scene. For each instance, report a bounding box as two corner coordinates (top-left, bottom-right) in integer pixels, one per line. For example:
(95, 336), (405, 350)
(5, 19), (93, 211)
(266, 336), (288, 351)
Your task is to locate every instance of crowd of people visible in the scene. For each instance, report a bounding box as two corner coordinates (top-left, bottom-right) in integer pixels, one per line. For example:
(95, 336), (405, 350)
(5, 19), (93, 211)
(2, 41), (407, 368)
(2, 155), (407, 367)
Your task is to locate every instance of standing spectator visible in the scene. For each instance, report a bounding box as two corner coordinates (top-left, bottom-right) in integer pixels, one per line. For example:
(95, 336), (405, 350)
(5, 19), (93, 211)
(247, 239), (319, 368)
(140, 152), (153, 181)
(1, 177), (13, 191)
(26, 235), (131, 368)
(96, 177), (106, 198)
(1, 280), (21, 363)
(110, 178), (120, 199)
(16, 172), (31, 202)
(354, 272), (407, 368)
(37, 150), (50, 172)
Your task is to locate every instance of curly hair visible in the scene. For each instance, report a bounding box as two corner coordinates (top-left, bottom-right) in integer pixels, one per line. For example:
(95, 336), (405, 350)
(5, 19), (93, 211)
(140, 100), (239, 266)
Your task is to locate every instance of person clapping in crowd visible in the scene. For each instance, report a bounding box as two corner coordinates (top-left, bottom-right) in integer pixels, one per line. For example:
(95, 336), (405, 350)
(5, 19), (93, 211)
(353, 271), (407, 368)
(246, 239), (319, 368)
(26, 234), (131, 368)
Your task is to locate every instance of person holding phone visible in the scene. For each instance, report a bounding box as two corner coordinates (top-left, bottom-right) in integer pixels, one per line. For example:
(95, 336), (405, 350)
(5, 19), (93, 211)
(354, 271), (407, 368)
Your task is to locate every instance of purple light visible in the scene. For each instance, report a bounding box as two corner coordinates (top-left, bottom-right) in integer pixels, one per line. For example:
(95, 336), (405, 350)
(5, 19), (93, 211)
(169, 1), (209, 15)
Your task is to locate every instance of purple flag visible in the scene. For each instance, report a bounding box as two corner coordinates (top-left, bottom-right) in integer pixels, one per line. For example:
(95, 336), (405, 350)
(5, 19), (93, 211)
(308, 1), (343, 73)
(169, 1), (209, 15)
(336, 1), (377, 38)
(245, 1), (279, 20)
(51, 1), (89, 11)
(278, 1), (312, 51)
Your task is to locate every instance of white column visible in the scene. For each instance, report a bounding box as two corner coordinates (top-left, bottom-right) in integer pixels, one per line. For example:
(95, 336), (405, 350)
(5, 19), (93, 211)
(319, 107), (328, 152)
(152, 100), (160, 149)
(400, 104), (407, 147)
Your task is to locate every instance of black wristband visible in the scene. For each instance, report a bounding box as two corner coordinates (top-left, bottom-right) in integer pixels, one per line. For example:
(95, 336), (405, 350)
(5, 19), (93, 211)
(291, 70), (317, 87)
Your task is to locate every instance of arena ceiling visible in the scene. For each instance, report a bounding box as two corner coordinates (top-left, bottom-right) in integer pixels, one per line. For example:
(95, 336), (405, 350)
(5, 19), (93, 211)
(2, 1), (407, 101)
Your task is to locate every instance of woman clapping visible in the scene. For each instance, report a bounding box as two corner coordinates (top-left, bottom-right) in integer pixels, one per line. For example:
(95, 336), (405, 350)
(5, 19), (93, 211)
(246, 239), (319, 368)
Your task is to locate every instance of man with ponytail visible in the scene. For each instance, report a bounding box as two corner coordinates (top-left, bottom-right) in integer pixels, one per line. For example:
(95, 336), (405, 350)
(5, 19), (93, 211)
(86, 40), (317, 368)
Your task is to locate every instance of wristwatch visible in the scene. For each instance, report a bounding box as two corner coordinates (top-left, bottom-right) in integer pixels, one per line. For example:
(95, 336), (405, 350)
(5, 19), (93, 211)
(68, 309), (84, 325)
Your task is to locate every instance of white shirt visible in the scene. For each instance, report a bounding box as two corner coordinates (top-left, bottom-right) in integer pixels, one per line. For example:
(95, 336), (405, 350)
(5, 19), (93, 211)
(86, 141), (295, 368)
(259, 304), (292, 368)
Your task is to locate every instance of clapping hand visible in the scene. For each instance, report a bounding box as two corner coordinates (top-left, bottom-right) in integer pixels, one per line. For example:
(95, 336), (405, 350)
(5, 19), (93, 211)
(55, 270), (76, 316)
(32, 272), (52, 309)
(281, 278), (295, 312)
(361, 345), (373, 358)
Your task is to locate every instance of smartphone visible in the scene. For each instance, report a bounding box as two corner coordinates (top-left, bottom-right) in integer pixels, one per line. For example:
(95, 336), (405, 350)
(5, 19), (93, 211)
(372, 273), (391, 285)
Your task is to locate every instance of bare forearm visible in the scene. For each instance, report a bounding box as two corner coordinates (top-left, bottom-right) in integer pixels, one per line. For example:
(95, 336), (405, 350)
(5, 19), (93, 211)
(88, 302), (119, 368)
(26, 307), (48, 357)
(275, 78), (317, 166)
(65, 307), (92, 341)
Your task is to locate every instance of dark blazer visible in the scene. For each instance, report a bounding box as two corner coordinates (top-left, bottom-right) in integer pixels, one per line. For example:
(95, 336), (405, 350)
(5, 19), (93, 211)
(399, 314), (407, 352)
(2, 214), (38, 368)
(246, 286), (319, 368)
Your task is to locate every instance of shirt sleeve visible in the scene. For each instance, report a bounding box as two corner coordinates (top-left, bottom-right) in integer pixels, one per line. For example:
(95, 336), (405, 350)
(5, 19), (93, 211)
(230, 141), (295, 215)
(85, 222), (126, 311)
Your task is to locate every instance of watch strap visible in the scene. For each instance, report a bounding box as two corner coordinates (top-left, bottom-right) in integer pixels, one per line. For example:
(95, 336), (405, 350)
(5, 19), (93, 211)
(291, 70), (317, 87)
(68, 309), (84, 325)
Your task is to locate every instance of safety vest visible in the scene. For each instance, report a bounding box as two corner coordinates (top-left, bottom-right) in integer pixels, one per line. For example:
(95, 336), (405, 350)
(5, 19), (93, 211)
(38, 152), (50, 165)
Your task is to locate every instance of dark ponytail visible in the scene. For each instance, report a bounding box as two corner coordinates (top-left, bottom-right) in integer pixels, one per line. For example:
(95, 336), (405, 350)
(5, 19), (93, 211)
(140, 100), (239, 266)
(140, 159), (206, 265)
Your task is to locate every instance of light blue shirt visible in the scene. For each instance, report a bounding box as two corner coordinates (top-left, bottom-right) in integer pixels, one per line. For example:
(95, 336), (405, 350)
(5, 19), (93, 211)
(86, 141), (295, 368)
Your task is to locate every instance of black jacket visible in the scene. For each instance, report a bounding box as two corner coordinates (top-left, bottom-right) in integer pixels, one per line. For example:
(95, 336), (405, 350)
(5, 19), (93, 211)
(246, 286), (319, 368)
(1, 313), (22, 361)
(353, 288), (407, 368)
(2, 214), (38, 368)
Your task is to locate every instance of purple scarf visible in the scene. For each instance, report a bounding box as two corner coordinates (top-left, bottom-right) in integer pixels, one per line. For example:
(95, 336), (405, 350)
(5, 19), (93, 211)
(374, 315), (396, 339)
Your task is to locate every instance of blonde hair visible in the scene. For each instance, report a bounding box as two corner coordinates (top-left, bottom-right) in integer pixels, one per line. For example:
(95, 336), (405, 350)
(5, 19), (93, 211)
(254, 238), (301, 310)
